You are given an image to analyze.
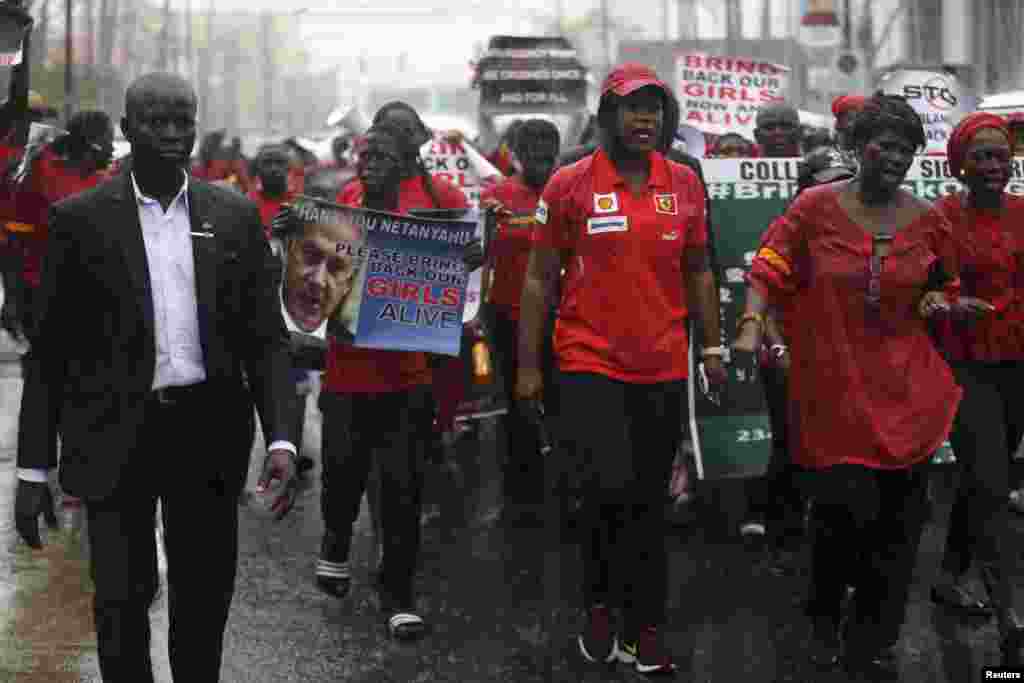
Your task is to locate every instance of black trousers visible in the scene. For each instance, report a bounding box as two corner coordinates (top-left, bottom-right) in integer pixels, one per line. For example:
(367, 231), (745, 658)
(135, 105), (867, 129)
(747, 363), (806, 542)
(319, 386), (434, 608)
(558, 372), (685, 632)
(16, 285), (59, 470)
(490, 307), (557, 506)
(86, 389), (241, 683)
(944, 361), (1024, 608)
(806, 464), (928, 649)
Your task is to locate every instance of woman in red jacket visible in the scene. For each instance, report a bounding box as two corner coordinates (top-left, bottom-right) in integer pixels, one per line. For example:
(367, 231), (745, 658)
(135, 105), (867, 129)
(316, 119), (466, 641)
(931, 112), (1024, 661)
(733, 93), (961, 678)
(518, 63), (725, 675)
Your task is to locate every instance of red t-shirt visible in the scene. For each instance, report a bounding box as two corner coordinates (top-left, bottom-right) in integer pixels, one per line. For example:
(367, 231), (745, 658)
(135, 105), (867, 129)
(481, 175), (540, 319)
(323, 173), (470, 394)
(933, 192), (1024, 361)
(248, 189), (295, 240)
(747, 184), (962, 470)
(17, 148), (109, 287)
(532, 149), (707, 383)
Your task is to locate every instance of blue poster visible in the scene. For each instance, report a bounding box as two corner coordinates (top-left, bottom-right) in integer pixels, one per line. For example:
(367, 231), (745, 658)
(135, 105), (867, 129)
(287, 197), (478, 356)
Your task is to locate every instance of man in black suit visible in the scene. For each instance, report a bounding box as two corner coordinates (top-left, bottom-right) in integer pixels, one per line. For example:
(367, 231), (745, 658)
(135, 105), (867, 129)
(13, 72), (298, 682)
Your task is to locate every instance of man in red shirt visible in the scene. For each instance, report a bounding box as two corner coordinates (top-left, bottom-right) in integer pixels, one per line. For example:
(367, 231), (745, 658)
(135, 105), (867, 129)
(518, 63), (725, 674)
(248, 144), (294, 240)
(318, 115), (467, 641)
(9, 110), (115, 507)
(480, 118), (560, 525)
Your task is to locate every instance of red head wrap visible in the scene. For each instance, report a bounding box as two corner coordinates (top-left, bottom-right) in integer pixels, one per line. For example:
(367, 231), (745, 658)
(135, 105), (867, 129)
(947, 112), (1010, 178)
(832, 94), (867, 118)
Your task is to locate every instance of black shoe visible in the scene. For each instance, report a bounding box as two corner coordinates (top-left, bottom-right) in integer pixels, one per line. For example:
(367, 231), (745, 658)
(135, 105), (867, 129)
(842, 644), (900, 681)
(296, 455), (315, 476)
(998, 607), (1024, 666)
(808, 616), (840, 669)
(930, 582), (993, 615)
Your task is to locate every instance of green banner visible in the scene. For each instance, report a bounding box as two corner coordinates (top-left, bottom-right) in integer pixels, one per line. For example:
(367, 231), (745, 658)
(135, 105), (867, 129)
(690, 156), (1022, 480)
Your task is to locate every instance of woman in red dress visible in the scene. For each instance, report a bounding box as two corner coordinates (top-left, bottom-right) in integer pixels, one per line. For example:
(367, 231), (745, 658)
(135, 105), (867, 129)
(930, 112), (1024, 661)
(733, 93), (962, 679)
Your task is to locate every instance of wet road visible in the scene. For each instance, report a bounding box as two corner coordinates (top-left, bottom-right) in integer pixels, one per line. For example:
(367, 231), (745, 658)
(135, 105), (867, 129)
(1, 360), (1023, 682)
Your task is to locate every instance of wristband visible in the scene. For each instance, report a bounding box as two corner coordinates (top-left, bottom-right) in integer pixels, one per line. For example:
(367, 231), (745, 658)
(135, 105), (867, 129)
(700, 346), (726, 358)
(736, 313), (764, 333)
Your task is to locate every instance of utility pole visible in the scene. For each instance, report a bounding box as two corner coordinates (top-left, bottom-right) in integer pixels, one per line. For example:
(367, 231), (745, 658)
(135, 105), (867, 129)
(159, 0), (171, 70)
(664, 0), (671, 41)
(186, 0), (194, 83)
(600, 0), (611, 74)
(63, 0), (73, 123)
(262, 11), (273, 133)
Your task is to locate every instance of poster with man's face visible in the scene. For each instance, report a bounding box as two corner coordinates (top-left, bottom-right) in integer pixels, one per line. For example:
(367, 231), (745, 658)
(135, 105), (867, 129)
(281, 196), (479, 356)
(282, 214), (365, 341)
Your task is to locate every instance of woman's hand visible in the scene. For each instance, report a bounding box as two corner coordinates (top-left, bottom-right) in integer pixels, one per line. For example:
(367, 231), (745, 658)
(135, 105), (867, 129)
(949, 295), (995, 319)
(270, 204), (298, 240)
(918, 290), (951, 319)
(462, 238), (485, 271)
(515, 367), (544, 403)
(480, 197), (513, 220)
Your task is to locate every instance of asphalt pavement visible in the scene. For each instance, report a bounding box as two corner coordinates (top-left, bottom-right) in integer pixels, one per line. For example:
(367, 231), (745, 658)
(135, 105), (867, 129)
(1, 359), (1022, 682)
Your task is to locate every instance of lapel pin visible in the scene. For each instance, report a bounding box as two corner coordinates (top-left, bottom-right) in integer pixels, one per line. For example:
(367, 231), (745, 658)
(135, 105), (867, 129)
(191, 222), (215, 238)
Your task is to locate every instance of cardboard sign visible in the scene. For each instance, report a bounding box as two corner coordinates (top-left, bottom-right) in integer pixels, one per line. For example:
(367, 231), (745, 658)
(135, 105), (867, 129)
(675, 53), (790, 138)
(474, 35), (588, 115)
(878, 68), (977, 154)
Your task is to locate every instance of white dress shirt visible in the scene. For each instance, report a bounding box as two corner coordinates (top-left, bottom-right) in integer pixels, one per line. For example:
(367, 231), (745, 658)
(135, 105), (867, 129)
(18, 173), (295, 483)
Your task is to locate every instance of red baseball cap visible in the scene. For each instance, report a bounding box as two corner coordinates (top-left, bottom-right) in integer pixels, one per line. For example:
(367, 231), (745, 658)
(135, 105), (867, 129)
(601, 62), (669, 98)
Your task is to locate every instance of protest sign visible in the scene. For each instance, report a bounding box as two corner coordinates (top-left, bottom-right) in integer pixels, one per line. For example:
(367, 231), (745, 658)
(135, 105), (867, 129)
(878, 68), (977, 154)
(0, 5), (31, 67)
(690, 156), (1020, 480)
(286, 196), (480, 357)
(474, 35), (588, 115)
(674, 53), (790, 139)
(418, 136), (499, 323)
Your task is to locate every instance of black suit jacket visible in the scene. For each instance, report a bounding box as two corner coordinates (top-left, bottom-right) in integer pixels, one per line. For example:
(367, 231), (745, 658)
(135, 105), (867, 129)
(22, 171), (295, 500)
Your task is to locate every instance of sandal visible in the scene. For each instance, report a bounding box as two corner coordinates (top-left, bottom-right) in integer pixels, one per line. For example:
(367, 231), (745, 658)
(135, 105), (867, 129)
(315, 560), (351, 599)
(388, 611), (426, 641)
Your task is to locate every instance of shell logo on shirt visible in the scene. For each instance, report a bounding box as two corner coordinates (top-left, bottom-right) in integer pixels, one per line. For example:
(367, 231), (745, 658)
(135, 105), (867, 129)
(535, 199), (549, 224)
(593, 192), (619, 213)
(654, 193), (678, 215)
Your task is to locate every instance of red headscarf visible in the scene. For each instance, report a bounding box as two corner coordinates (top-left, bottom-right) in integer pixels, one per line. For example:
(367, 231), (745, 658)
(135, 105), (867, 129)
(601, 62), (669, 99)
(947, 112), (1010, 178)
(832, 94), (867, 118)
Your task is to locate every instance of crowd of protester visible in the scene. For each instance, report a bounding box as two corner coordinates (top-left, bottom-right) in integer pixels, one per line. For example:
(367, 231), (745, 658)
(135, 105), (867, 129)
(4, 7), (1024, 674)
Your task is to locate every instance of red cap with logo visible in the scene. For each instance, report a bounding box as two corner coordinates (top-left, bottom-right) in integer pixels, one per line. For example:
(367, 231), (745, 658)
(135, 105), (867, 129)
(600, 62), (670, 98)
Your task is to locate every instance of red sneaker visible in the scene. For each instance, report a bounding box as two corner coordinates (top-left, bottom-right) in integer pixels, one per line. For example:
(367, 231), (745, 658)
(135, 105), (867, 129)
(577, 604), (616, 664)
(615, 625), (677, 676)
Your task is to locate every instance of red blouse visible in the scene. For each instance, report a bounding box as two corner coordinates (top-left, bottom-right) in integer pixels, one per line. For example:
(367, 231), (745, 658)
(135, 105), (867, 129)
(747, 184), (962, 470)
(323, 173), (469, 394)
(933, 192), (1024, 361)
(532, 149), (707, 383)
(481, 175), (540, 320)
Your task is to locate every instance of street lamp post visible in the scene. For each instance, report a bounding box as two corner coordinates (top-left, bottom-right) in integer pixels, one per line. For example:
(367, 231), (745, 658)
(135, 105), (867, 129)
(63, 0), (73, 123)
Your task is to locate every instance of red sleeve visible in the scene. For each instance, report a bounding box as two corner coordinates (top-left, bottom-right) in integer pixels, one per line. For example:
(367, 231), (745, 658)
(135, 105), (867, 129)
(677, 165), (707, 250)
(926, 210), (961, 299)
(336, 180), (362, 207)
(530, 166), (574, 250)
(433, 176), (470, 209)
(746, 192), (815, 303)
